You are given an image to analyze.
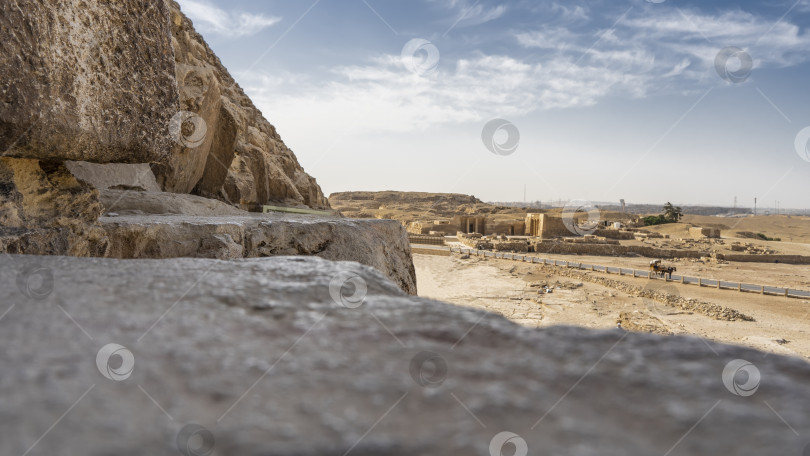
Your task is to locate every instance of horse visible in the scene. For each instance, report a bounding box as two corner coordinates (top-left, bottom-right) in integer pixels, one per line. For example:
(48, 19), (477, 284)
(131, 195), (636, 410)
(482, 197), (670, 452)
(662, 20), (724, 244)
(649, 263), (676, 279)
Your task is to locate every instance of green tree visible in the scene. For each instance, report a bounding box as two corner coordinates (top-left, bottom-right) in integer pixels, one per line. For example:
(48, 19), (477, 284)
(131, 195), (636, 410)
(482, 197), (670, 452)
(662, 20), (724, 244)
(662, 202), (683, 222)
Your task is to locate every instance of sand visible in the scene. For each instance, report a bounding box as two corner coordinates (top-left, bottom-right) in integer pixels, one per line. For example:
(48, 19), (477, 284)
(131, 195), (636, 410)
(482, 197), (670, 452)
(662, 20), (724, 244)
(415, 253), (810, 360)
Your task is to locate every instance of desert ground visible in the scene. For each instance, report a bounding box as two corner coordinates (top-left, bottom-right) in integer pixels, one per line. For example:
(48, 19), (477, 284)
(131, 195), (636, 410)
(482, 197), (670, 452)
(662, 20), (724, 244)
(415, 252), (810, 360)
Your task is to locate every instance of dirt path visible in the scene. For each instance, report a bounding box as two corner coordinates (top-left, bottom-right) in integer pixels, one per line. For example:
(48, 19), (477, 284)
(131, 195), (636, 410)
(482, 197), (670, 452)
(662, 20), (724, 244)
(414, 253), (810, 360)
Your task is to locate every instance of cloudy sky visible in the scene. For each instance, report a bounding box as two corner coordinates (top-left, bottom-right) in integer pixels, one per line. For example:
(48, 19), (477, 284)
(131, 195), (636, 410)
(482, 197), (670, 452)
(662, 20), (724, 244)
(176, 0), (810, 210)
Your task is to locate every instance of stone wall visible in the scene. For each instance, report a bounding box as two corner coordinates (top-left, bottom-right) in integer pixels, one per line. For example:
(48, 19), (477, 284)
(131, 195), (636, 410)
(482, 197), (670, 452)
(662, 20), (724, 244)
(525, 213), (571, 239)
(690, 227), (721, 239)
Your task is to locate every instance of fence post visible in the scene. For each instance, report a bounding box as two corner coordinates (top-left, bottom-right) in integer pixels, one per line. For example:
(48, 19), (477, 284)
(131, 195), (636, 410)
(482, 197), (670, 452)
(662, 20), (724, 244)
(760, 286), (765, 294)
(784, 288), (789, 297)
(717, 281), (720, 289)
(737, 283), (742, 292)
(698, 278), (702, 287)
(680, 276), (685, 284)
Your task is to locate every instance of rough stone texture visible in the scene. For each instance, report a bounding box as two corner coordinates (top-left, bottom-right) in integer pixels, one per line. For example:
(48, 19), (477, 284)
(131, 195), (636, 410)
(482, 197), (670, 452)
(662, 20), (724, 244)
(65, 162), (162, 192)
(0, 0), (179, 163)
(150, 1), (329, 210)
(101, 214), (417, 294)
(99, 189), (248, 216)
(0, 158), (109, 256)
(1, 254), (809, 455)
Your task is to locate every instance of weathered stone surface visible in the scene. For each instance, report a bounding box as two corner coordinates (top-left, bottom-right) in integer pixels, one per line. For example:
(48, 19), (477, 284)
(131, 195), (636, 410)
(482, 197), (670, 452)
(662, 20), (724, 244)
(101, 214), (417, 294)
(1, 254), (808, 455)
(0, 0), (179, 163)
(98, 190), (247, 217)
(150, 2), (329, 210)
(0, 158), (108, 256)
(65, 162), (162, 192)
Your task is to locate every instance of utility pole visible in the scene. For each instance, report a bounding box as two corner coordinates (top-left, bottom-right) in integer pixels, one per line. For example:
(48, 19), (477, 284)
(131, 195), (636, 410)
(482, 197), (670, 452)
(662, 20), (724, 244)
(754, 197), (757, 216)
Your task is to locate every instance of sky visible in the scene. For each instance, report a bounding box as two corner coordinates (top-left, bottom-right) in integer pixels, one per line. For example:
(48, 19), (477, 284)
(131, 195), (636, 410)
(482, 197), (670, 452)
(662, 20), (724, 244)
(175, 0), (810, 210)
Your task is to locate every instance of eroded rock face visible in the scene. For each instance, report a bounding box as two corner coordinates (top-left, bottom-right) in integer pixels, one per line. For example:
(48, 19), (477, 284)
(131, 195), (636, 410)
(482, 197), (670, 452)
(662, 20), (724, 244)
(1, 254), (808, 455)
(0, 158), (109, 256)
(0, 0), (179, 163)
(101, 213), (417, 294)
(150, 2), (329, 210)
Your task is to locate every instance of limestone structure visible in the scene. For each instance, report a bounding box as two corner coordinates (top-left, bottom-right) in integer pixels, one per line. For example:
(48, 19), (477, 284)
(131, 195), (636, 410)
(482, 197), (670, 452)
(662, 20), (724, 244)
(101, 213), (417, 294)
(1, 0), (327, 216)
(525, 213), (572, 239)
(690, 227), (722, 239)
(152, 1), (329, 210)
(2, 254), (808, 455)
(0, 0), (180, 164)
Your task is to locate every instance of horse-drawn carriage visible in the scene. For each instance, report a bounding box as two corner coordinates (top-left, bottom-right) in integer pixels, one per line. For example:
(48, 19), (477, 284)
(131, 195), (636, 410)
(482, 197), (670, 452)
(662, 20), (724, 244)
(649, 259), (676, 279)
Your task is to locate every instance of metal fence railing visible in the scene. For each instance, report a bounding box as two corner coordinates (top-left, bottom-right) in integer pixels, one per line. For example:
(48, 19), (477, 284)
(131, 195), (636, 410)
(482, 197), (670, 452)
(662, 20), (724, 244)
(446, 247), (810, 300)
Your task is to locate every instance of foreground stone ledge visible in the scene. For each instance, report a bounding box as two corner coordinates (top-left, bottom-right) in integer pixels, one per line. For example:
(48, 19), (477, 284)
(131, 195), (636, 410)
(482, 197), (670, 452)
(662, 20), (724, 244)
(1, 255), (808, 455)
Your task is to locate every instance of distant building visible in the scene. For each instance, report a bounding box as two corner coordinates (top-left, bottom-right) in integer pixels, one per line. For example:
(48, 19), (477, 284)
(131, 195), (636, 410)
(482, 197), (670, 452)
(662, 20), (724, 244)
(525, 214), (571, 239)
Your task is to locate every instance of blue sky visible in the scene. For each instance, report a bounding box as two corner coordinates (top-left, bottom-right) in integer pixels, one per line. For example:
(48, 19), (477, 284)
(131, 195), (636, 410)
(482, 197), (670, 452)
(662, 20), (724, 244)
(176, 0), (810, 209)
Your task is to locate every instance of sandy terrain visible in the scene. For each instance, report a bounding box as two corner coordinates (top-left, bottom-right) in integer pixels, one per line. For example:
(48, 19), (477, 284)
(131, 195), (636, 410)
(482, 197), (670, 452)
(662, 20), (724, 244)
(415, 253), (810, 360)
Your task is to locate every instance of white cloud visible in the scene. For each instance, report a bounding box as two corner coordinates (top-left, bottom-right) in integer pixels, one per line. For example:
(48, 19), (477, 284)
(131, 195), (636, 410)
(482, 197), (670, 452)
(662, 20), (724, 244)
(176, 0), (281, 38)
(518, 8), (810, 87)
(431, 0), (507, 28)
(235, 5), (810, 139)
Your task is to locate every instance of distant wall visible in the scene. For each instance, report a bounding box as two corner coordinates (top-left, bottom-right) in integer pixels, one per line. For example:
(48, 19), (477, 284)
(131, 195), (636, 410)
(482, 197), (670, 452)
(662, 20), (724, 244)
(719, 254), (810, 265)
(526, 214), (571, 239)
(690, 227), (721, 239)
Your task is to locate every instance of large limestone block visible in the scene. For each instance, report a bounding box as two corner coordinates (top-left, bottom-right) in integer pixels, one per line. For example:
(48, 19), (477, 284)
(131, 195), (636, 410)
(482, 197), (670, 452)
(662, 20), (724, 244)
(0, 0), (179, 163)
(101, 214), (417, 294)
(1, 254), (808, 455)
